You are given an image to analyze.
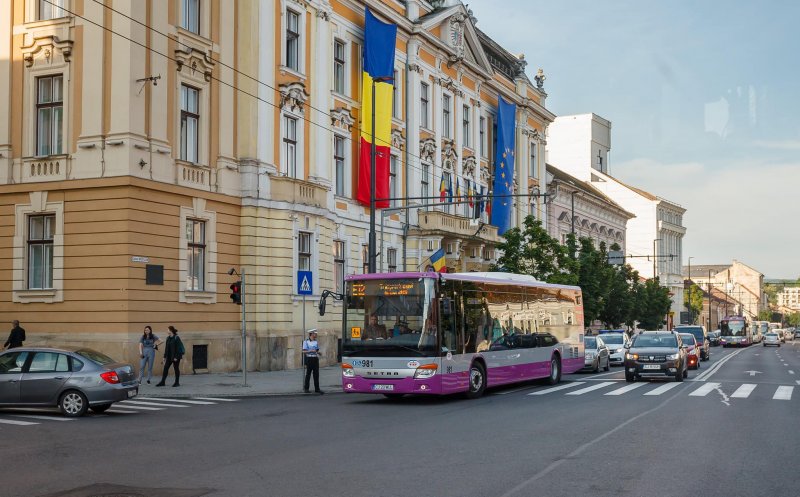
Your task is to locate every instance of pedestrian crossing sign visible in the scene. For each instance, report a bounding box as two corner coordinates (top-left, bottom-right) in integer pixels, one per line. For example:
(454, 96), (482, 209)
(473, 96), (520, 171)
(297, 270), (313, 295)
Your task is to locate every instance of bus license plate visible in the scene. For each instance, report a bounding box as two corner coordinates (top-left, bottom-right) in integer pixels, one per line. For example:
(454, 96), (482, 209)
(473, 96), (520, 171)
(372, 384), (394, 391)
(643, 365), (660, 370)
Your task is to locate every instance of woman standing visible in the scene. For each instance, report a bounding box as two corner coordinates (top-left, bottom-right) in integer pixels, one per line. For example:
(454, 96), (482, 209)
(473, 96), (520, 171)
(138, 326), (162, 384)
(156, 326), (185, 387)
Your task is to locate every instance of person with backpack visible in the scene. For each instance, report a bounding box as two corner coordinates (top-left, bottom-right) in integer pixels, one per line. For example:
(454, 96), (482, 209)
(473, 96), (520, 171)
(4, 320), (26, 349)
(156, 326), (185, 387)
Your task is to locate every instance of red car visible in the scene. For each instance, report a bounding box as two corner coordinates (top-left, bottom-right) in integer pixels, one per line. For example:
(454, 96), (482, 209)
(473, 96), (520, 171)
(679, 333), (700, 370)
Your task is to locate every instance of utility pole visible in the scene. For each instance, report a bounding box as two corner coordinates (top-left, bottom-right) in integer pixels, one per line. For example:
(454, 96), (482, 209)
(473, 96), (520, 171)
(653, 238), (662, 280)
(688, 256), (693, 324)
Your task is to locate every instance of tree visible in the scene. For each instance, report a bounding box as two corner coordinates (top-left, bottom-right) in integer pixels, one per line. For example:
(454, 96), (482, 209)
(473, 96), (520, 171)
(683, 284), (704, 324)
(637, 278), (673, 330)
(601, 263), (637, 329)
(787, 312), (800, 327)
(575, 237), (609, 326)
(493, 216), (576, 285)
(758, 309), (773, 321)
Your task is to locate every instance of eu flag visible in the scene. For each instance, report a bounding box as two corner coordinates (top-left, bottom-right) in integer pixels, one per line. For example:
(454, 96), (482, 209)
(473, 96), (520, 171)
(490, 97), (516, 235)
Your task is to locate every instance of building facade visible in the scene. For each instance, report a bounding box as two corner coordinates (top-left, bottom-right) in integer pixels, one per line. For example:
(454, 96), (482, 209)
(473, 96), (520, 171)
(546, 113), (687, 328)
(0, 0), (554, 372)
(685, 261), (766, 320)
(777, 287), (800, 312)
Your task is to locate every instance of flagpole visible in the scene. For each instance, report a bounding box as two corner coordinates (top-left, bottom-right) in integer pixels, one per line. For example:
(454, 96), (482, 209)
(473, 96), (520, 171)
(368, 76), (377, 273)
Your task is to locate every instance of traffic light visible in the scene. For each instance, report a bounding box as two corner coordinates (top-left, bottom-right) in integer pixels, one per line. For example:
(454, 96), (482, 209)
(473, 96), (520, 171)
(229, 280), (242, 305)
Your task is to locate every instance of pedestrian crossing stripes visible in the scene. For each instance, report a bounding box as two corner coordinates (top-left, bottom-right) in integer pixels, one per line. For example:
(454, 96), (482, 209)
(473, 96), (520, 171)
(524, 381), (795, 401)
(0, 396), (239, 428)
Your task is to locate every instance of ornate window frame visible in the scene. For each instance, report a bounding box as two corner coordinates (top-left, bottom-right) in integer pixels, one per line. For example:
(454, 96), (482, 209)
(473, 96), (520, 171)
(178, 198), (217, 304)
(13, 191), (64, 303)
(281, 0), (308, 77)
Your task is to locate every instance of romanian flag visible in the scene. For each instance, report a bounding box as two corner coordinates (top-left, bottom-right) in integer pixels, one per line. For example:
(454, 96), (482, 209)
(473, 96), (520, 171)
(430, 247), (446, 273)
(355, 8), (397, 209)
(439, 175), (447, 202)
(456, 178), (462, 203)
(467, 180), (474, 208)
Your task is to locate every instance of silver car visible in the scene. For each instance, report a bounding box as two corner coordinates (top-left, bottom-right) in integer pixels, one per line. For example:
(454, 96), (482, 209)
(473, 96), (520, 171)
(763, 332), (781, 347)
(582, 336), (611, 373)
(598, 333), (631, 365)
(0, 347), (138, 417)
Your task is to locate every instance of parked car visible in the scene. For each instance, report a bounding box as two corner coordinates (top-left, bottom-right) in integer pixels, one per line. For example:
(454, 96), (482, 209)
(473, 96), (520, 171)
(673, 325), (710, 361)
(0, 347), (138, 417)
(678, 333), (700, 370)
(597, 332), (631, 366)
(707, 330), (721, 346)
(582, 336), (611, 373)
(624, 331), (688, 383)
(763, 332), (781, 347)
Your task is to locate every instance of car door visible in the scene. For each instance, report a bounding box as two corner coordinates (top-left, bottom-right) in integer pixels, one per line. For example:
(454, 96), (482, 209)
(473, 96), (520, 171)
(597, 337), (609, 365)
(0, 351), (30, 404)
(19, 352), (72, 405)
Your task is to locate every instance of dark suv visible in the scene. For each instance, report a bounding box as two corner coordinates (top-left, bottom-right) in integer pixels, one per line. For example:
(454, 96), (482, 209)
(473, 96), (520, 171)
(673, 325), (709, 361)
(624, 331), (688, 382)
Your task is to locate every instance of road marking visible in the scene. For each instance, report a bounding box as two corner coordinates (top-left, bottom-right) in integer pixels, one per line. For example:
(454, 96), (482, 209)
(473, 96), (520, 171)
(695, 348), (746, 381)
(604, 383), (647, 396)
(566, 381), (615, 396)
(0, 418), (38, 426)
(644, 383), (682, 396)
(689, 382), (721, 397)
(192, 397), (240, 402)
(528, 382), (585, 396)
(107, 404), (164, 411)
(9, 414), (75, 422)
(731, 384), (757, 399)
(137, 397), (216, 405)
(106, 409), (140, 414)
(773, 386), (794, 400)
(119, 400), (189, 408)
(796, 380), (800, 385)
(789, 371), (795, 375)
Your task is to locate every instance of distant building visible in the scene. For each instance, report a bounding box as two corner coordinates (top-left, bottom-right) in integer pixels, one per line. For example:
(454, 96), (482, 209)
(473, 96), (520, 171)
(683, 261), (766, 319)
(547, 113), (687, 328)
(777, 287), (800, 311)
(545, 164), (634, 251)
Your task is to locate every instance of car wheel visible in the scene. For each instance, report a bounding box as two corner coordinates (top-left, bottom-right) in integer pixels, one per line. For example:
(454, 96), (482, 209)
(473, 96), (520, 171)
(763, 343), (766, 347)
(546, 356), (562, 385)
(592, 358), (600, 373)
(625, 371), (635, 383)
(467, 362), (486, 399)
(603, 357), (610, 372)
(59, 390), (89, 417)
(90, 403), (112, 414)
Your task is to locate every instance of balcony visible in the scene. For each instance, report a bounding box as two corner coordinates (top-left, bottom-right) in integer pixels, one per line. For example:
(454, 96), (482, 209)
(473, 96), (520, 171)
(413, 209), (499, 243)
(22, 156), (68, 183)
(270, 175), (329, 208)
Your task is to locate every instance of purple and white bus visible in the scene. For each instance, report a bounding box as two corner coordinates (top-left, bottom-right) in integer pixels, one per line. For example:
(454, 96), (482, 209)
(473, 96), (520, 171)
(720, 316), (751, 347)
(339, 272), (585, 398)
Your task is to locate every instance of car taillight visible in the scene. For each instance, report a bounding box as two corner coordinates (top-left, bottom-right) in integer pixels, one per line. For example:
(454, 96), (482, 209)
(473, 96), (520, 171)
(100, 371), (120, 384)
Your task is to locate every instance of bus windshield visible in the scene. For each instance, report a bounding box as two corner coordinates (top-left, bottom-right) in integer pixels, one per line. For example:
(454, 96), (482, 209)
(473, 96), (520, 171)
(343, 278), (438, 357)
(721, 321), (746, 336)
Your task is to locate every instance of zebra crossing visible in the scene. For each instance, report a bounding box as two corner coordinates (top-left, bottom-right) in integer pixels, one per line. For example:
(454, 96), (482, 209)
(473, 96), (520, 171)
(0, 396), (238, 427)
(526, 381), (795, 401)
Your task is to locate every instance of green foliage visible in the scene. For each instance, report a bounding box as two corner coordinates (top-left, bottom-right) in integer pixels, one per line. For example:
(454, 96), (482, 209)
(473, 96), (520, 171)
(758, 309), (773, 321)
(683, 284), (704, 324)
(494, 215), (674, 331)
(787, 313), (800, 327)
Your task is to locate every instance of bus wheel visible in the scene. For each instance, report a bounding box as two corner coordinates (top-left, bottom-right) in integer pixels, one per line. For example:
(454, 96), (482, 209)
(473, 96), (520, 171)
(467, 363), (486, 399)
(546, 356), (561, 385)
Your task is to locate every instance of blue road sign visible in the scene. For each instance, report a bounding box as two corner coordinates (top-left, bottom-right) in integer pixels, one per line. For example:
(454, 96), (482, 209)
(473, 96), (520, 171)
(297, 271), (313, 295)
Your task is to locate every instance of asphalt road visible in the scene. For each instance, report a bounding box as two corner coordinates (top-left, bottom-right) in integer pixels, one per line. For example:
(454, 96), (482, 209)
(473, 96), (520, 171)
(3, 341), (799, 497)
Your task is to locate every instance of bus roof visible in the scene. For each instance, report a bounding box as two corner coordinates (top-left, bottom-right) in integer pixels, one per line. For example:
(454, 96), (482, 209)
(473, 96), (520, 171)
(345, 271), (581, 292)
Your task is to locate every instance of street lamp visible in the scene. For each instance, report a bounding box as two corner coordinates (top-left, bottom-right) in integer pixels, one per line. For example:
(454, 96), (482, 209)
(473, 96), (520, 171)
(708, 269), (713, 330)
(653, 238), (662, 280)
(688, 256), (694, 324)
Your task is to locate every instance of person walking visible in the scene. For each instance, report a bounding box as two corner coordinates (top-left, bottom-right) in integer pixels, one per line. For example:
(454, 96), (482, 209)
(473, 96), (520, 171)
(302, 329), (323, 394)
(4, 320), (26, 349)
(156, 326), (185, 387)
(138, 326), (162, 384)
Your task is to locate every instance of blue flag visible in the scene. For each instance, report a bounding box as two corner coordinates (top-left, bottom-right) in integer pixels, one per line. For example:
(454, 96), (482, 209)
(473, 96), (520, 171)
(491, 97), (516, 235)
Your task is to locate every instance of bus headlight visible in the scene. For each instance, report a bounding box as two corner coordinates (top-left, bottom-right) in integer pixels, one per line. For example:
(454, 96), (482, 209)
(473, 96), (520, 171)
(414, 364), (438, 379)
(341, 363), (355, 377)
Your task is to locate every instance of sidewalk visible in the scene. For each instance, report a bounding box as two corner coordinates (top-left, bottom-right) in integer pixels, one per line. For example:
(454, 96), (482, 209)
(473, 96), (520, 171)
(138, 365), (342, 398)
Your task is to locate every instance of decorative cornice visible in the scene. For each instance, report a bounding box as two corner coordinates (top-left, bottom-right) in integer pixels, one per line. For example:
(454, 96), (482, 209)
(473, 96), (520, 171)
(315, 0), (332, 20)
(408, 63), (423, 74)
(437, 77), (464, 97)
(391, 129), (405, 150)
(175, 47), (215, 82)
(22, 35), (73, 67)
(480, 164), (491, 183)
(420, 138), (437, 163)
(279, 82), (309, 113)
(329, 107), (354, 131)
(441, 139), (458, 166)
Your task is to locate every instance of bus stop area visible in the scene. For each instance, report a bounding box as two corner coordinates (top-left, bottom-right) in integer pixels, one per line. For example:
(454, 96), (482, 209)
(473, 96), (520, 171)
(137, 366), (343, 398)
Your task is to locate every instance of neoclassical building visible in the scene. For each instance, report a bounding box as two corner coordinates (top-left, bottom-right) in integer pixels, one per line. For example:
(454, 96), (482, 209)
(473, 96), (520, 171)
(0, 0), (555, 372)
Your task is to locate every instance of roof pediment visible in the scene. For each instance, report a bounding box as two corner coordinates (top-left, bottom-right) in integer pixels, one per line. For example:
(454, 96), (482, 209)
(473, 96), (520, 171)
(416, 5), (493, 76)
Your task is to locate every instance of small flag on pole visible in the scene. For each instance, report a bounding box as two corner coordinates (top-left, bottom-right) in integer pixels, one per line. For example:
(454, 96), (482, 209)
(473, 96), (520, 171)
(430, 247), (446, 273)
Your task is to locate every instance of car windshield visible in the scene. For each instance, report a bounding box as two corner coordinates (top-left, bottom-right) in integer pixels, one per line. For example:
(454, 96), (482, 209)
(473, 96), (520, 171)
(676, 326), (704, 342)
(584, 337), (597, 348)
(600, 334), (624, 345)
(766, 333), (777, 338)
(76, 348), (116, 365)
(633, 335), (678, 348)
(680, 334), (696, 345)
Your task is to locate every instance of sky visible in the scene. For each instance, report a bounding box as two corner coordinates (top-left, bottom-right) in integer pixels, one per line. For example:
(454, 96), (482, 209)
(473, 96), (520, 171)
(467, 0), (800, 279)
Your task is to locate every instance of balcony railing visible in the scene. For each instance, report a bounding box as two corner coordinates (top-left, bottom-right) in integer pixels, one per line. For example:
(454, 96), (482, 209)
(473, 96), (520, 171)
(270, 175), (329, 207)
(22, 156), (67, 183)
(416, 209), (499, 242)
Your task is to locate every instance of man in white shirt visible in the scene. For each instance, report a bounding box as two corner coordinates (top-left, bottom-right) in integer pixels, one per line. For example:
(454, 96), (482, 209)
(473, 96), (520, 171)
(303, 330), (323, 394)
